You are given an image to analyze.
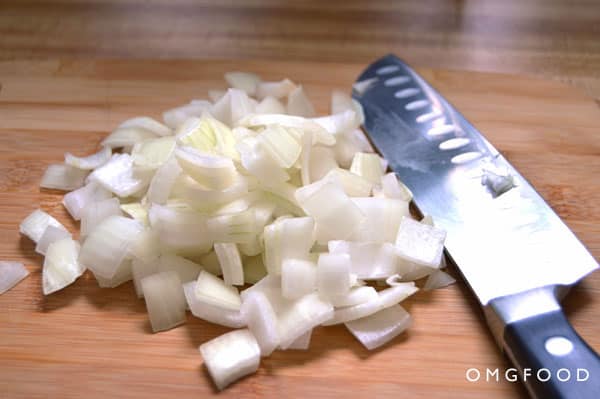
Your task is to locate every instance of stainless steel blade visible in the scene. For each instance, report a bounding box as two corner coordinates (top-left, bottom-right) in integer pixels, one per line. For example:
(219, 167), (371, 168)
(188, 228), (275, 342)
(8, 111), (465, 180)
(353, 54), (598, 306)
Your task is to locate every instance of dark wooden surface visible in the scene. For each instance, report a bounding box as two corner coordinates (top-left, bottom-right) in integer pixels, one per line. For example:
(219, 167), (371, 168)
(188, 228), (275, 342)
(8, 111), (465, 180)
(1, 0), (600, 99)
(0, 59), (598, 399)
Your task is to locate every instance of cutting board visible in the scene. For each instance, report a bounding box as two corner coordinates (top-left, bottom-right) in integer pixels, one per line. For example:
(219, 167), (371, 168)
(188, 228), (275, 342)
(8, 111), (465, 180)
(0, 60), (598, 399)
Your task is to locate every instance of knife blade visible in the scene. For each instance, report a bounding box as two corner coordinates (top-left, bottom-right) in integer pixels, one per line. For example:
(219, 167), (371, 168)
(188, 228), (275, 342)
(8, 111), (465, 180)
(354, 54), (600, 399)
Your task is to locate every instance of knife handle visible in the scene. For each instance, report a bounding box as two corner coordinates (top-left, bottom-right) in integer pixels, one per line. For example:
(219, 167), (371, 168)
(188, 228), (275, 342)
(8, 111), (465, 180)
(503, 308), (600, 398)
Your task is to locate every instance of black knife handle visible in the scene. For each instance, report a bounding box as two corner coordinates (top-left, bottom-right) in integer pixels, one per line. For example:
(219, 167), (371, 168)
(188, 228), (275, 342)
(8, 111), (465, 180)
(503, 309), (600, 398)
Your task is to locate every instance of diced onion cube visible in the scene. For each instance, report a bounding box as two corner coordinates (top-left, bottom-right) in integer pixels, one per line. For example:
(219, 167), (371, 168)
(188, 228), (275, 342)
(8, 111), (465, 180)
(141, 271), (187, 332)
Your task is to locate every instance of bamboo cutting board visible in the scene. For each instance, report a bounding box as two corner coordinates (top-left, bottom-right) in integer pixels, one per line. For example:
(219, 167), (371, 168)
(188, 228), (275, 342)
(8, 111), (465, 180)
(0, 60), (599, 399)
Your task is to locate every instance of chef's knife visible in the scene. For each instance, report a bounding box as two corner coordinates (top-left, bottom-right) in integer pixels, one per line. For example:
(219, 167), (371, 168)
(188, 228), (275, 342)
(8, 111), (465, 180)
(354, 54), (600, 399)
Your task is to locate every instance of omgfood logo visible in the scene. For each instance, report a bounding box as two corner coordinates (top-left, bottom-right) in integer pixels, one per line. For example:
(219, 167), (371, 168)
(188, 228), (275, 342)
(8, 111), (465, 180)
(466, 368), (590, 383)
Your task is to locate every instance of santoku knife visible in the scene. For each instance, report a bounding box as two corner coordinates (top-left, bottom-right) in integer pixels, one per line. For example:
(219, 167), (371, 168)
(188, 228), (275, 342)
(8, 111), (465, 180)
(354, 54), (600, 399)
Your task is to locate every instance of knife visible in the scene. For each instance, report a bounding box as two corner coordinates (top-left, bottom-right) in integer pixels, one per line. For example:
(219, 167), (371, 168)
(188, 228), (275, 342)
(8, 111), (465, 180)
(353, 54), (600, 399)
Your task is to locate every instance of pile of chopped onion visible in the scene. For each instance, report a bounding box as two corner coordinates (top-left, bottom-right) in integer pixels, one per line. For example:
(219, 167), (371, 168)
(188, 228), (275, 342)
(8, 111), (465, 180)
(11, 71), (456, 390)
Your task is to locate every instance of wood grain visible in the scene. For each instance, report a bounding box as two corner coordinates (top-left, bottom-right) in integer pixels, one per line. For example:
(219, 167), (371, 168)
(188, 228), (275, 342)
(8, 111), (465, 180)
(1, 0), (600, 100)
(0, 59), (599, 399)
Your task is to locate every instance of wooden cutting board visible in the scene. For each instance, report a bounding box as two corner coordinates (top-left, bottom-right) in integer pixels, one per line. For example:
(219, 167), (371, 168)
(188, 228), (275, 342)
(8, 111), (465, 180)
(0, 60), (598, 399)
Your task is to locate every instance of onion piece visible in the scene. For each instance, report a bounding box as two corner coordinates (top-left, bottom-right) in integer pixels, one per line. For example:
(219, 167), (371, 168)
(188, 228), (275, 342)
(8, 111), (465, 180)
(350, 152), (384, 185)
(79, 215), (143, 279)
(163, 102), (212, 129)
(20, 209), (67, 243)
(102, 127), (158, 149)
(281, 259), (317, 300)
(40, 164), (88, 191)
(316, 253), (352, 298)
(378, 283), (419, 309)
(43, 238), (85, 295)
(225, 72), (261, 96)
(147, 157), (182, 204)
(141, 271), (187, 332)
(175, 146), (237, 190)
(175, 116), (239, 161)
(206, 209), (257, 245)
(0, 261), (29, 295)
(287, 86), (316, 117)
(381, 172), (413, 202)
(183, 281), (245, 328)
(329, 286), (378, 308)
(263, 216), (315, 275)
(295, 181), (364, 244)
(239, 114), (335, 146)
(149, 204), (212, 255)
(345, 305), (412, 350)
(195, 270), (242, 311)
(130, 230), (160, 265)
(395, 217), (446, 269)
(159, 254), (203, 283)
(94, 259), (133, 288)
(311, 109), (358, 135)
(309, 146), (338, 181)
(62, 181), (112, 221)
(132, 258), (160, 297)
(65, 146), (112, 170)
(256, 79), (296, 100)
(197, 250), (224, 276)
(349, 197), (409, 243)
(243, 256), (267, 284)
(324, 168), (372, 197)
(328, 241), (398, 280)
(35, 225), (72, 256)
(119, 116), (172, 137)
(131, 136), (176, 170)
(237, 136), (290, 183)
(90, 154), (150, 197)
(285, 329), (312, 350)
(214, 243), (244, 286)
(80, 198), (122, 237)
(277, 292), (334, 349)
(119, 202), (148, 226)
(424, 269), (456, 291)
(256, 96), (286, 114)
(241, 290), (280, 356)
(199, 329), (261, 390)
(257, 125), (302, 168)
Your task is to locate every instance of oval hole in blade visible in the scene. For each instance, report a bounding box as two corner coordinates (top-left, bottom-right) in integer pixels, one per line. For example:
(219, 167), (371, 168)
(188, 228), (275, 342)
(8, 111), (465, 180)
(416, 110), (443, 123)
(376, 65), (401, 75)
(394, 87), (420, 98)
(428, 124), (456, 136)
(405, 100), (430, 111)
(439, 137), (471, 150)
(385, 76), (411, 87)
(451, 151), (482, 164)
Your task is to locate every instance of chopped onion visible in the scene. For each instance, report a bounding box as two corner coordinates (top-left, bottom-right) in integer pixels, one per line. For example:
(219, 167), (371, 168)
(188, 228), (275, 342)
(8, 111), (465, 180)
(263, 216), (315, 275)
(35, 225), (72, 256)
(175, 146), (237, 190)
(324, 168), (373, 197)
(132, 258), (160, 297)
(141, 271), (187, 332)
(206, 209), (257, 245)
(277, 292), (333, 349)
(183, 281), (245, 328)
(119, 116), (172, 136)
(350, 152), (385, 185)
(286, 329), (312, 350)
(65, 146), (112, 170)
(20, 209), (67, 243)
(0, 261), (29, 294)
(395, 217), (446, 269)
(225, 72), (261, 96)
(147, 157), (182, 204)
(381, 172), (413, 202)
(257, 125), (302, 168)
(424, 269), (456, 291)
(295, 180), (364, 244)
(79, 215), (143, 279)
(481, 168), (515, 196)
(80, 198), (122, 237)
(309, 146), (338, 181)
(349, 197), (409, 243)
(328, 241), (398, 280)
(43, 238), (85, 295)
(194, 270), (242, 311)
(237, 136), (290, 183)
(256, 79), (296, 99)
(287, 86), (316, 117)
(94, 259), (133, 288)
(329, 286), (378, 308)
(131, 136), (176, 169)
(214, 243), (244, 286)
(159, 253), (203, 283)
(102, 127), (158, 149)
(378, 283), (419, 309)
(175, 116), (239, 161)
(421, 214), (434, 226)
(198, 250), (224, 276)
(119, 202), (148, 226)
(241, 290), (280, 356)
(316, 253), (352, 298)
(311, 109), (358, 135)
(281, 259), (317, 300)
(90, 154), (150, 197)
(256, 96), (286, 114)
(345, 305), (411, 350)
(199, 329), (261, 390)
(239, 114), (335, 146)
(62, 181), (112, 221)
(40, 164), (88, 191)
